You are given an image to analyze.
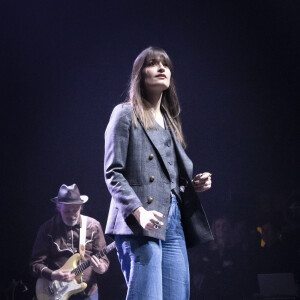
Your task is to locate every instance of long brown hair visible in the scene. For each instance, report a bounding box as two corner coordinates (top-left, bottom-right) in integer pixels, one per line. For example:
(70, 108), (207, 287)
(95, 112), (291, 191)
(127, 46), (186, 148)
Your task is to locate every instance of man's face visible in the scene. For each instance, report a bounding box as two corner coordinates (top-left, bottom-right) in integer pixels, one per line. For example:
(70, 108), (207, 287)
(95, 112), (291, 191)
(58, 204), (81, 227)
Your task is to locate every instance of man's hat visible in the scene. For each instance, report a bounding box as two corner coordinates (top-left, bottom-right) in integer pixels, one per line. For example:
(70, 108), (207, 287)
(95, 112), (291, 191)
(50, 184), (88, 204)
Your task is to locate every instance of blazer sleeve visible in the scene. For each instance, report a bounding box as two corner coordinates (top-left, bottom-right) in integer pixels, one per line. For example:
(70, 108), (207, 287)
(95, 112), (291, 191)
(104, 104), (143, 219)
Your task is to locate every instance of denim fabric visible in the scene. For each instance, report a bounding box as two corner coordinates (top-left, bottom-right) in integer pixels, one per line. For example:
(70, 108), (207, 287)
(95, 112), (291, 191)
(115, 193), (190, 300)
(69, 291), (98, 300)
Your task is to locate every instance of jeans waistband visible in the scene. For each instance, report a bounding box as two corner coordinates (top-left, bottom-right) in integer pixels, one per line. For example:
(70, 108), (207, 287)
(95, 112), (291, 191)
(170, 191), (177, 202)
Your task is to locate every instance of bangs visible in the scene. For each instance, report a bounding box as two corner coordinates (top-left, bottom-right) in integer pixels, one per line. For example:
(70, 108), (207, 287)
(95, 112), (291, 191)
(143, 48), (173, 69)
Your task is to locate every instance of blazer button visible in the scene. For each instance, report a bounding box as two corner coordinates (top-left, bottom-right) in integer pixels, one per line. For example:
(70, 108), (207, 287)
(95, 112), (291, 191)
(150, 176), (155, 182)
(149, 154), (154, 160)
(147, 197), (153, 204)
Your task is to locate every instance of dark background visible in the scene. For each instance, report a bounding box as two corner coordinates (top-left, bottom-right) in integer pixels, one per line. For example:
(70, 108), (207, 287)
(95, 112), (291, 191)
(1, 0), (299, 299)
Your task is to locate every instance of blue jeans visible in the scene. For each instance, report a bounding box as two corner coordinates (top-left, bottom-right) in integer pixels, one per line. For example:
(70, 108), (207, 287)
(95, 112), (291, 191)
(115, 193), (190, 300)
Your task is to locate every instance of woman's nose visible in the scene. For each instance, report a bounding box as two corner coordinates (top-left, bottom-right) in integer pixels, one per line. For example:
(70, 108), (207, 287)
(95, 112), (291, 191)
(158, 62), (165, 71)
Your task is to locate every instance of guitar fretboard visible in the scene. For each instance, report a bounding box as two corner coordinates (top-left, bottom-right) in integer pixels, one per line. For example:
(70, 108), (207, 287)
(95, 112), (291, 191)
(72, 241), (116, 276)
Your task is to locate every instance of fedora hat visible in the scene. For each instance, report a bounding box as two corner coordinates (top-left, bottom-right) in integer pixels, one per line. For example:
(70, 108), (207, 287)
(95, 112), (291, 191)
(51, 184), (88, 204)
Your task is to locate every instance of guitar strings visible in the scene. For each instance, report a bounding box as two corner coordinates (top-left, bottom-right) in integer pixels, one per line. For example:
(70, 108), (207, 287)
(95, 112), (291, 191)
(71, 243), (115, 275)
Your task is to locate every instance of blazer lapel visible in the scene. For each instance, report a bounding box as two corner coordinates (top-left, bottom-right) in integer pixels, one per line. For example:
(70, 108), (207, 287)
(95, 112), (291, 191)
(163, 111), (193, 180)
(169, 125), (193, 179)
(133, 107), (193, 181)
(134, 109), (172, 180)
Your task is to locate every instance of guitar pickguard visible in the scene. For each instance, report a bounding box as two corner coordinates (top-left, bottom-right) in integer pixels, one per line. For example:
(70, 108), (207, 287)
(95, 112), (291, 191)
(36, 253), (87, 300)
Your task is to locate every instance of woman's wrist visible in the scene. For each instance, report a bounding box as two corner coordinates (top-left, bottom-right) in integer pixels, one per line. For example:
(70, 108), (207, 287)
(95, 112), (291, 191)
(132, 206), (144, 221)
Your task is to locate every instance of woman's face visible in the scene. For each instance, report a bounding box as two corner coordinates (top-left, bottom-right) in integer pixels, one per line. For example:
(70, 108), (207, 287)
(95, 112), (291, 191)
(142, 57), (171, 93)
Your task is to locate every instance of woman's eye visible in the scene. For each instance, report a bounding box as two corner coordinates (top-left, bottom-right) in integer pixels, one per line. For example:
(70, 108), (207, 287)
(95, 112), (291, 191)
(162, 61), (169, 67)
(146, 60), (168, 67)
(146, 60), (157, 66)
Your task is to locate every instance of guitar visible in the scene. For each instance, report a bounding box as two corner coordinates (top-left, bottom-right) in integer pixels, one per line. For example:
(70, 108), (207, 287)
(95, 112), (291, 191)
(36, 241), (116, 300)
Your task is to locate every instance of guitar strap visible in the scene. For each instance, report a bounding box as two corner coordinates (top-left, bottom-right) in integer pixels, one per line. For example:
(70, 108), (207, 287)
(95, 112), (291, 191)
(79, 215), (87, 258)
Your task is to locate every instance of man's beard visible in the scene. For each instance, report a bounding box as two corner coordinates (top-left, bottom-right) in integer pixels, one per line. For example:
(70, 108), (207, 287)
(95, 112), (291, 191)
(65, 217), (78, 227)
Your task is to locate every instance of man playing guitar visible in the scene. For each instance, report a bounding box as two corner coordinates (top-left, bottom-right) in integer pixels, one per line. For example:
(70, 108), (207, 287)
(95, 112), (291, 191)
(30, 184), (110, 300)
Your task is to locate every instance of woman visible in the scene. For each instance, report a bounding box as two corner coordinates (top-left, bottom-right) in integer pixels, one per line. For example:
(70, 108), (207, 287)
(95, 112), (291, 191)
(104, 46), (213, 299)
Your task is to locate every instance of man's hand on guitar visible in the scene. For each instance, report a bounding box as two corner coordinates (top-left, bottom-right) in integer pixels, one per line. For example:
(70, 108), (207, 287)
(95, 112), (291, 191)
(91, 255), (107, 274)
(51, 269), (75, 282)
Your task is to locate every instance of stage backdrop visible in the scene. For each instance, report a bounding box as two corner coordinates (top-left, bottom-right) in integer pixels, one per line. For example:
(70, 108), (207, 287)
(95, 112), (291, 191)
(1, 0), (299, 298)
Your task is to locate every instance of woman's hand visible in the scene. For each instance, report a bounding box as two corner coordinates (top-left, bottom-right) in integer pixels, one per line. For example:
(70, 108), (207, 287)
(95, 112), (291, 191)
(133, 207), (164, 231)
(91, 255), (108, 274)
(192, 172), (212, 192)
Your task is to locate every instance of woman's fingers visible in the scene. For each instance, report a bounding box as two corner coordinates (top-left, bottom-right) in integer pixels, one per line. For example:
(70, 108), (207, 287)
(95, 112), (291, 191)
(193, 172), (212, 193)
(152, 210), (164, 219)
(193, 172), (212, 183)
(149, 211), (164, 230)
(139, 209), (164, 231)
(195, 183), (212, 192)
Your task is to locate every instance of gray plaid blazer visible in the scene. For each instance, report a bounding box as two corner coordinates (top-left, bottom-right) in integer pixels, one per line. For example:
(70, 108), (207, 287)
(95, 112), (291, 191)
(104, 103), (213, 248)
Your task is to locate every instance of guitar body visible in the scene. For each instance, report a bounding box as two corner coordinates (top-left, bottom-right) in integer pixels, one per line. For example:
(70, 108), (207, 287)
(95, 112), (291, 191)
(36, 253), (87, 300)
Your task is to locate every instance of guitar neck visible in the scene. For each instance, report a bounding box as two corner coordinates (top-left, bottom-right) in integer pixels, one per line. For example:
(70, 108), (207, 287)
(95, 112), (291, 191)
(72, 241), (115, 276)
